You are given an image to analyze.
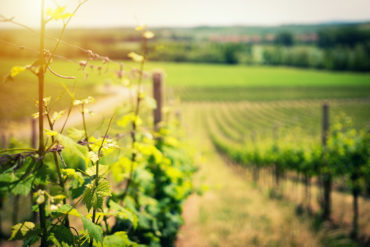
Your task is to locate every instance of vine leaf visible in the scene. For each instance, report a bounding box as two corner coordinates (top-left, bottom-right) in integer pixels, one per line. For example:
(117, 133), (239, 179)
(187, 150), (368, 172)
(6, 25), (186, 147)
(128, 52), (143, 62)
(49, 225), (74, 246)
(81, 216), (103, 244)
(109, 200), (138, 229)
(56, 133), (89, 165)
(9, 222), (35, 240)
(86, 165), (109, 177)
(55, 204), (81, 217)
(82, 183), (94, 211)
(82, 180), (111, 211)
(10, 66), (26, 77)
(46, 6), (73, 21)
(11, 176), (33, 196)
(117, 113), (142, 128)
(4, 66), (26, 82)
(144, 96), (157, 109)
(103, 231), (138, 247)
(88, 151), (99, 163)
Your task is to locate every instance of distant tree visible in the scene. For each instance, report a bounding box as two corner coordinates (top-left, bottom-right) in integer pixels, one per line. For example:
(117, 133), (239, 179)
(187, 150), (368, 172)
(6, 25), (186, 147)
(318, 27), (370, 48)
(222, 43), (242, 64)
(274, 32), (294, 46)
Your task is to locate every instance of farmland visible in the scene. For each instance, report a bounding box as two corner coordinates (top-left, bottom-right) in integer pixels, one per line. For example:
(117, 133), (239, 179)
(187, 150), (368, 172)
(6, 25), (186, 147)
(1, 58), (369, 124)
(177, 101), (370, 247)
(1, 0), (370, 246)
(1, 66), (370, 245)
(177, 99), (370, 246)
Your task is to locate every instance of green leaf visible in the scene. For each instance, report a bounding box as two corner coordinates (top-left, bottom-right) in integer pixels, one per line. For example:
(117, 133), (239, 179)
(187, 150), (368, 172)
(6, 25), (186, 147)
(87, 165), (109, 178)
(67, 128), (85, 141)
(111, 157), (131, 182)
(11, 176), (33, 196)
(96, 179), (111, 197)
(0, 172), (14, 183)
(49, 225), (74, 246)
(82, 180), (111, 211)
(82, 183), (94, 211)
(56, 133), (89, 165)
(103, 231), (138, 247)
(45, 128), (58, 137)
(88, 151), (99, 163)
(55, 204), (81, 217)
(81, 216), (103, 244)
(117, 114), (142, 128)
(109, 200), (138, 229)
(10, 222), (35, 240)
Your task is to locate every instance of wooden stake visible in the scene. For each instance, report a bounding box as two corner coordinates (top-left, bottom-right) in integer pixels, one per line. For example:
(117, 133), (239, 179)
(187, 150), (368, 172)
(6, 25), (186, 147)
(322, 102), (329, 146)
(153, 70), (163, 130)
(31, 118), (37, 148)
(321, 101), (332, 220)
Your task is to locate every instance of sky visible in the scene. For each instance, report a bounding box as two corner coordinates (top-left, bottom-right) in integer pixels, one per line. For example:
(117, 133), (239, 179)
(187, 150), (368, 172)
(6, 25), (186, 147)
(1, 0), (370, 28)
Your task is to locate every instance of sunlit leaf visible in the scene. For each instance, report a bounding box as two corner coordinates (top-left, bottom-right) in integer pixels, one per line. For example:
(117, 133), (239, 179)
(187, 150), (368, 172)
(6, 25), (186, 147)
(46, 6), (73, 20)
(10, 66), (26, 78)
(56, 204), (81, 217)
(145, 96), (157, 109)
(135, 24), (147, 31)
(51, 110), (65, 122)
(86, 164), (109, 177)
(143, 31), (155, 39)
(128, 52), (143, 62)
(45, 129), (58, 137)
(10, 222), (35, 240)
(88, 151), (99, 163)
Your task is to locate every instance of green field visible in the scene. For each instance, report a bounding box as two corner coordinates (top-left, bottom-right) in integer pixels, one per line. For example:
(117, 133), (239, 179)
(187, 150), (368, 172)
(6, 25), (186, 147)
(157, 63), (370, 87)
(4, 59), (369, 88)
(3, 57), (367, 128)
(1, 58), (369, 124)
(1, 56), (369, 246)
(153, 63), (370, 101)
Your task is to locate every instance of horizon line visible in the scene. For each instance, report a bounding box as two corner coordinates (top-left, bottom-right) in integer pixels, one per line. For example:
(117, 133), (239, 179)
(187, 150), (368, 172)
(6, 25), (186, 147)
(0, 19), (369, 30)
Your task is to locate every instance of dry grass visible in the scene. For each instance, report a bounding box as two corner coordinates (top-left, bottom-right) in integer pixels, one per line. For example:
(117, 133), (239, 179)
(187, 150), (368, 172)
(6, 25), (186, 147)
(176, 104), (322, 247)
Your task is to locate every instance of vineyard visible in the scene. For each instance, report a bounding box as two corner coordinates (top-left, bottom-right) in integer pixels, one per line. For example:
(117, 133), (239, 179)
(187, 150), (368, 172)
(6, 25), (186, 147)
(177, 99), (370, 246)
(0, 1), (370, 247)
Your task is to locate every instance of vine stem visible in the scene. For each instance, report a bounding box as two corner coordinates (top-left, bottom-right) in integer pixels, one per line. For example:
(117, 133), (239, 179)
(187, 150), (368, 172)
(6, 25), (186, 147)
(45, 106), (69, 227)
(38, 1), (47, 246)
(89, 113), (115, 247)
(38, 0), (45, 156)
(121, 38), (147, 201)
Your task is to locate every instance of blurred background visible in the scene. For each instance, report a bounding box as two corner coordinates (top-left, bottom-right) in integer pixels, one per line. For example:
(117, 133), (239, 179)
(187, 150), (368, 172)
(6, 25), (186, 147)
(0, 0), (369, 246)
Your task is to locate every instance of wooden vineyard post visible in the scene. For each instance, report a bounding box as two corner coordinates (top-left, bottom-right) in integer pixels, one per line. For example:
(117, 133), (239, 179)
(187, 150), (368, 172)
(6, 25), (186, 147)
(321, 101), (332, 220)
(273, 125), (280, 192)
(322, 102), (329, 146)
(153, 70), (163, 130)
(31, 118), (37, 148)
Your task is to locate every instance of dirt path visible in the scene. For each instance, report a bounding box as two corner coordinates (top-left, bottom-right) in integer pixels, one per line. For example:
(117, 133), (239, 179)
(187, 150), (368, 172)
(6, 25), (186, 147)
(2, 85), (132, 141)
(176, 103), (322, 247)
